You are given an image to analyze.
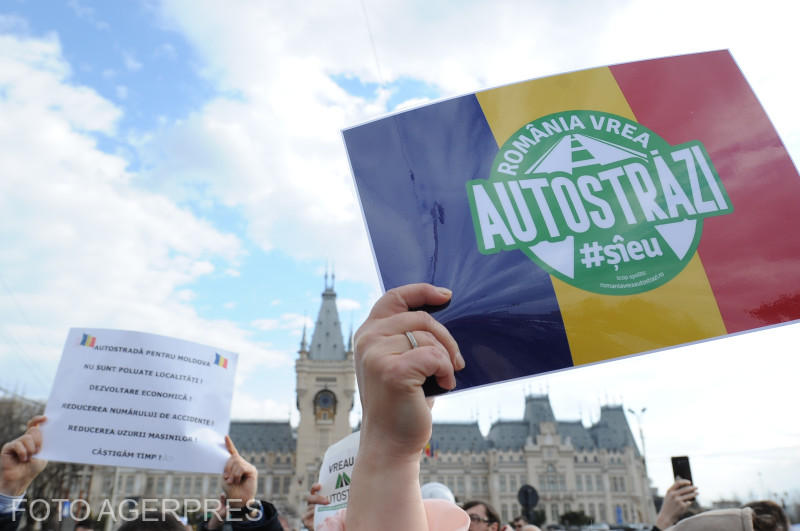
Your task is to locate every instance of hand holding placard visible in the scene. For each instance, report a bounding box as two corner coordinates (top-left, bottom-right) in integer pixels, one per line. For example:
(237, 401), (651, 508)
(0, 416), (47, 497)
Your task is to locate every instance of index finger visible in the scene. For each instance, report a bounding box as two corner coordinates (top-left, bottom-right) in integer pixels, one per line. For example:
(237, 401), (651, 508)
(27, 416), (47, 430)
(225, 435), (238, 456)
(670, 478), (692, 489)
(305, 493), (330, 506)
(368, 284), (452, 320)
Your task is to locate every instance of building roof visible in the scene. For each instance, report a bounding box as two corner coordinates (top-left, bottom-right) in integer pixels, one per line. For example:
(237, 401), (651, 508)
(307, 278), (347, 361)
(480, 396), (641, 454)
(524, 394), (556, 436)
(487, 421), (529, 450)
(430, 422), (489, 452)
(557, 420), (596, 451)
(589, 405), (640, 456)
(229, 420), (296, 453)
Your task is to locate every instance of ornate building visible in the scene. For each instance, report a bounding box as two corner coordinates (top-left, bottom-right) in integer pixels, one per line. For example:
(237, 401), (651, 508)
(56, 281), (655, 526)
(420, 396), (656, 524)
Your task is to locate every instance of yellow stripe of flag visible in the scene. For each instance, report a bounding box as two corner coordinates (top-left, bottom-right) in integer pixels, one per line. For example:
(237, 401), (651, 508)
(475, 67), (726, 365)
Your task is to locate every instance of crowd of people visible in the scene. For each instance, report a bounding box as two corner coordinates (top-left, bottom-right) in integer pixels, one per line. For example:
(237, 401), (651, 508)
(1, 284), (793, 531)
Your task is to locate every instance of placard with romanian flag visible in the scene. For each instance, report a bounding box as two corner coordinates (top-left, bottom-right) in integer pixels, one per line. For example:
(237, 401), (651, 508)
(343, 50), (800, 391)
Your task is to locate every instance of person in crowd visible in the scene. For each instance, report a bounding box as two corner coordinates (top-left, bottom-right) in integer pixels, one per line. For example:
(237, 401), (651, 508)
(511, 516), (540, 531)
(462, 500), (500, 531)
(662, 501), (790, 531)
(201, 435), (283, 531)
(316, 283), (469, 530)
(117, 511), (186, 531)
(665, 507), (755, 530)
(0, 416), (47, 531)
(652, 479), (698, 530)
(301, 483), (328, 530)
(743, 501), (790, 531)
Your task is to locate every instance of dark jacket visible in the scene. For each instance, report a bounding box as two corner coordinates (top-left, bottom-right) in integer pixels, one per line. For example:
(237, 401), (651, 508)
(198, 501), (284, 531)
(0, 510), (21, 531)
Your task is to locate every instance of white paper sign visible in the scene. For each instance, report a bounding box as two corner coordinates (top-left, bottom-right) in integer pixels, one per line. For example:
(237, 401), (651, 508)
(39, 328), (238, 473)
(314, 431), (360, 529)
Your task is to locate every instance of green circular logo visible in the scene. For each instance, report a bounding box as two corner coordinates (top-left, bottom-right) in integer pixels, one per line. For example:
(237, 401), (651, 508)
(467, 110), (732, 295)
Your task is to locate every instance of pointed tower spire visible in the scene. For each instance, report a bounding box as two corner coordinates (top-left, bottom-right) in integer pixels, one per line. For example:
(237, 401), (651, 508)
(308, 272), (346, 361)
(300, 319), (308, 352)
(347, 321), (353, 352)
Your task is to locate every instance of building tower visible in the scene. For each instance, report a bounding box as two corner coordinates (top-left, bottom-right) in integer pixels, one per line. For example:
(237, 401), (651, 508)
(291, 272), (355, 509)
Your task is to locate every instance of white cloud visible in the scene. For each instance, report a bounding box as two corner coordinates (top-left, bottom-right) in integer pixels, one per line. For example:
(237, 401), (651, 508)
(176, 289), (195, 302)
(147, 0), (798, 294)
(0, 31), (288, 397)
(251, 313), (311, 334)
(230, 391), (293, 421)
(67, 0), (110, 31)
(0, 33), (120, 133)
(0, 14), (29, 33)
(122, 51), (142, 72)
(250, 318), (278, 331)
(336, 298), (361, 312)
(115, 84), (128, 100)
(155, 42), (178, 60)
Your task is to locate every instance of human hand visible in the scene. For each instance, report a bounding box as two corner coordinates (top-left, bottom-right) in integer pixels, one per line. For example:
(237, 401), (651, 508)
(206, 494), (228, 530)
(301, 482), (329, 530)
(0, 416), (48, 496)
(656, 479), (697, 529)
(222, 435), (258, 509)
(353, 283), (463, 460)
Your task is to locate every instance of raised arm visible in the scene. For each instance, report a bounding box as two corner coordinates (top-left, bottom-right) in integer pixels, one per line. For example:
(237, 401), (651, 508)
(345, 284), (464, 531)
(655, 479), (697, 530)
(206, 435), (281, 531)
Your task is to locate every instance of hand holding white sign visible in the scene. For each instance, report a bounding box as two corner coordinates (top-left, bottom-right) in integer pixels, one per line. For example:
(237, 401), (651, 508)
(0, 416), (48, 497)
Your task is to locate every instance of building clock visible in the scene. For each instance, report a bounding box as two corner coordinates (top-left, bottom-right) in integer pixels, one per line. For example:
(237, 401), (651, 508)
(314, 389), (337, 422)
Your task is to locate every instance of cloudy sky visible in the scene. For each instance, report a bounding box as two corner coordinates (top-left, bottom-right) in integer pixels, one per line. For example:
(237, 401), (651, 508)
(1, 0), (798, 506)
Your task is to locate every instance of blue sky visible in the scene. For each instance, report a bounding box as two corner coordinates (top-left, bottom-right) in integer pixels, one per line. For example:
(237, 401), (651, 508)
(6, 1), (211, 133)
(1, 0), (799, 503)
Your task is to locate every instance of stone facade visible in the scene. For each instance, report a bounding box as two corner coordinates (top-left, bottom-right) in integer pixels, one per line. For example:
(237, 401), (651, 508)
(419, 396), (656, 524)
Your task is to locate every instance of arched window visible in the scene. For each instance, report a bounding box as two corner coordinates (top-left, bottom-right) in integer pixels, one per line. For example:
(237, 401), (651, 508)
(314, 389), (337, 421)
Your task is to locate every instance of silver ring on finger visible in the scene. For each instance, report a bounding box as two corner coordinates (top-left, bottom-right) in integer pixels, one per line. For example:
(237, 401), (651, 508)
(404, 331), (418, 349)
